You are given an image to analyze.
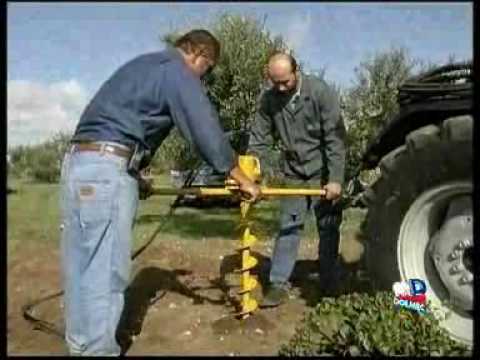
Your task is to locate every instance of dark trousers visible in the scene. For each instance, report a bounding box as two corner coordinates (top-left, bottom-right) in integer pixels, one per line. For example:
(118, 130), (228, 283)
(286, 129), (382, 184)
(269, 193), (343, 286)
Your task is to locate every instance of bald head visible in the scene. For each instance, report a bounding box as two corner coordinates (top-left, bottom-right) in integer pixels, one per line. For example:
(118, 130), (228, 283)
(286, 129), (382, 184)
(266, 53), (298, 93)
(268, 53), (296, 75)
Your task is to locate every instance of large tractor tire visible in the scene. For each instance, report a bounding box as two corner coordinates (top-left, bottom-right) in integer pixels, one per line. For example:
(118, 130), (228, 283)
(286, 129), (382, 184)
(364, 115), (473, 346)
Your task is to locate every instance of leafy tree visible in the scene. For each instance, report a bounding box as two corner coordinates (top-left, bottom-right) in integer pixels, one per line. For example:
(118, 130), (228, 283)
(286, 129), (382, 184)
(205, 14), (288, 135)
(342, 48), (469, 183)
(342, 47), (417, 182)
(9, 132), (72, 183)
(154, 13), (289, 172)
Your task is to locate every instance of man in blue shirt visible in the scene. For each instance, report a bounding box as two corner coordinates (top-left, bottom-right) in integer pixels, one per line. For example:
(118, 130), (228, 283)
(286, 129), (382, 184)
(59, 29), (260, 356)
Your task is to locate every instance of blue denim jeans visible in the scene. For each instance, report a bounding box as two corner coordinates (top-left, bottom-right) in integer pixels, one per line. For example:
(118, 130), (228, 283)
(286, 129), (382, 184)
(269, 180), (343, 287)
(59, 148), (138, 356)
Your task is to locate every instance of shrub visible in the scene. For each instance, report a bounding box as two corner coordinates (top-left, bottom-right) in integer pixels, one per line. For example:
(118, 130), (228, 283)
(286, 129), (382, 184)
(279, 291), (471, 356)
(342, 47), (417, 181)
(8, 132), (72, 183)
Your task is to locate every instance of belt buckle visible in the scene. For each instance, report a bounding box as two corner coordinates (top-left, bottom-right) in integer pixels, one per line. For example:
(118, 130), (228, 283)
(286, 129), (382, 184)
(98, 143), (106, 156)
(98, 143), (109, 155)
(105, 144), (116, 154)
(99, 143), (118, 157)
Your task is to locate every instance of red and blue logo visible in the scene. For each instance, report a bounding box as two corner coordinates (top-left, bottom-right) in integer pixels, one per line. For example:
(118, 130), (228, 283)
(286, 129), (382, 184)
(393, 279), (428, 314)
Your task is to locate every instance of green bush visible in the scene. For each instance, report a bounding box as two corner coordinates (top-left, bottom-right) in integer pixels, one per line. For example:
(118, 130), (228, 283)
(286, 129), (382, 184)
(9, 132), (72, 183)
(342, 47), (417, 181)
(279, 291), (471, 356)
(154, 129), (199, 172)
(342, 50), (461, 183)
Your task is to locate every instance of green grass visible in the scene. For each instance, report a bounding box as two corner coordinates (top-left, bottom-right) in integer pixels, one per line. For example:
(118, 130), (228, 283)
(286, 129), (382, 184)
(7, 176), (356, 256)
(7, 176), (312, 255)
(7, 180), (62, 254)
(135, 201), (279, 241)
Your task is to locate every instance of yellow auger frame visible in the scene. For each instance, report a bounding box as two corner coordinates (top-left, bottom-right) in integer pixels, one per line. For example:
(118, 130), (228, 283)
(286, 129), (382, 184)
(151, 155), (326, 319)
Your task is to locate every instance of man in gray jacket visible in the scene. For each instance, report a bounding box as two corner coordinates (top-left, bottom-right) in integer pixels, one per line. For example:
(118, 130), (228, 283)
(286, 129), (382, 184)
(248, 53), (347, 307)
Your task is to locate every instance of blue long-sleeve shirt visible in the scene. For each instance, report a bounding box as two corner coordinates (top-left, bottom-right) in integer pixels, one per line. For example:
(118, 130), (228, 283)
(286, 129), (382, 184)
(72, 48), (236, 173)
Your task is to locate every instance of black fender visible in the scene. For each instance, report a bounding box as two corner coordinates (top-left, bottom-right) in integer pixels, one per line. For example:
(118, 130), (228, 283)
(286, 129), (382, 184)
(358, 61), (473, 172)
(360, 97), (473, 171)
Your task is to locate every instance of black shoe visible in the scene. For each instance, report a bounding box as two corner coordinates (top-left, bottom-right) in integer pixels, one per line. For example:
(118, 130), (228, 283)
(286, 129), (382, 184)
(260, 285), (289, 308)
(116, 330), (133, 355)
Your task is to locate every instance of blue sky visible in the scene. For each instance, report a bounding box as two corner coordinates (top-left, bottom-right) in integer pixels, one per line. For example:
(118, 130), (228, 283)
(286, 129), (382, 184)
(7, 2), (473, 147)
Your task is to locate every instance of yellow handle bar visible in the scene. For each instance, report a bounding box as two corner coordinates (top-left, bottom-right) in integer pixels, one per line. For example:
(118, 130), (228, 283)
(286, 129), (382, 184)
(151, 186), (326, 197)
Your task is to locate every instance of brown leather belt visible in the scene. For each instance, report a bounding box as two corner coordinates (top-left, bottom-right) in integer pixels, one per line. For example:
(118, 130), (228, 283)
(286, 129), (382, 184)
(70, 142), (132, 159)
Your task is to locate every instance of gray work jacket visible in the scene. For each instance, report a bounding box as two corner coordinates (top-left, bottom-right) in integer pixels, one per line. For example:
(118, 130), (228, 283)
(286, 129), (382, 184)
(248, 74), (346, 185)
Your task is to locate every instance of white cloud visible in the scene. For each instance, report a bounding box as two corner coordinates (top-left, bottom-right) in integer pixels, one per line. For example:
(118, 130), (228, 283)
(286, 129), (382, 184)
(283, 11), (313, 52)
(7, 79), (89, 148)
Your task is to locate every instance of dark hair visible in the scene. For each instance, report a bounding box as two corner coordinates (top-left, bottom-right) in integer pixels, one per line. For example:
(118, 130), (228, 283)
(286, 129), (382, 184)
(174, 29), (220, 63)
(268, 52), (298, 73)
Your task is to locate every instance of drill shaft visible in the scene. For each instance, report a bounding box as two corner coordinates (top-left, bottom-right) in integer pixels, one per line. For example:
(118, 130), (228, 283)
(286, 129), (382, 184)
(151, 187), (326, 197)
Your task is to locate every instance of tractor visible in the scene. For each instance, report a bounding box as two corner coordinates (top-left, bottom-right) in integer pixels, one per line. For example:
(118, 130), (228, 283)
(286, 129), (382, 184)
(352, 61), (473, 345)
